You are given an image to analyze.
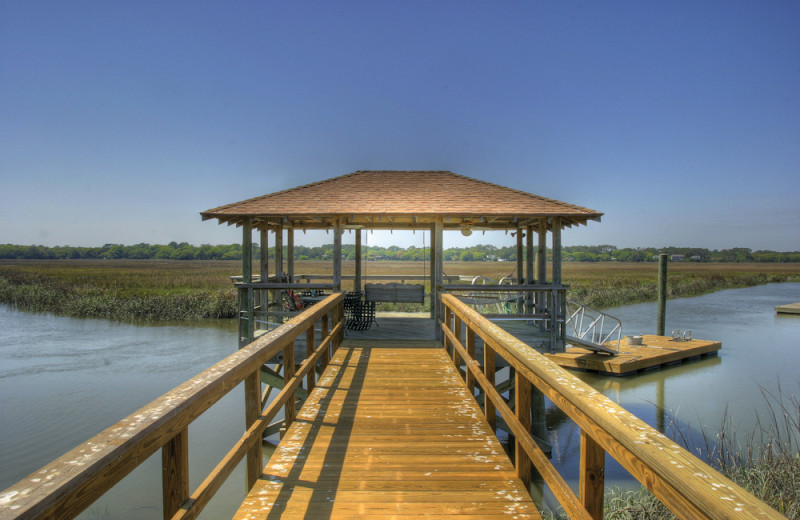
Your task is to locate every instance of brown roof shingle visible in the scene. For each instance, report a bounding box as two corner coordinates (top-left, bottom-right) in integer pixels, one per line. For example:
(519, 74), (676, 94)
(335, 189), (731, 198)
(201, 170), (602, 230)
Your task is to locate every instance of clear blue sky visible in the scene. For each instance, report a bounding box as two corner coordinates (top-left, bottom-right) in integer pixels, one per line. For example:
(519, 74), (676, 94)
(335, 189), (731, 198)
(2, 1), (798, 251)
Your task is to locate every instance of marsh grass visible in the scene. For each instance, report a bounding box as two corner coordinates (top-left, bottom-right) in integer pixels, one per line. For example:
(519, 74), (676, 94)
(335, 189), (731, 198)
(0, 260), (797, 322)
(543, 385), (800, 519)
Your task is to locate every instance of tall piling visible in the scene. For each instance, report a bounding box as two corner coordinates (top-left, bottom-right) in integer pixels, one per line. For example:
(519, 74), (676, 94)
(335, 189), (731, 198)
(657, 254), (668, 336)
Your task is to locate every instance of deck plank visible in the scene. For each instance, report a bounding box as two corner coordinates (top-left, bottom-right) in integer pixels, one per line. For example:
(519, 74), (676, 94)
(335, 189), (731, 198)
(234, 340), (541, 519)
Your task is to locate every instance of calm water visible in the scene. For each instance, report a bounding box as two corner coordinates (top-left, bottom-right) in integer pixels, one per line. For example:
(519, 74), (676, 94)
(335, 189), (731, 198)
(1, 283), (798, 517)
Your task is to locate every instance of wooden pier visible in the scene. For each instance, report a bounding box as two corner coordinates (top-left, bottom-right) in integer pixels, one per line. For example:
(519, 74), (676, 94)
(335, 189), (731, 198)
(234, 341), (540, 519)
(547, 335), (722, 376)
(1, 294), (783, 520)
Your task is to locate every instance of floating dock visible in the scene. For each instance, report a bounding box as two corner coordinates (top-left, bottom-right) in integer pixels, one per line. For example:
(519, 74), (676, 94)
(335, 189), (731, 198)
(775, 303), (800, 315)
(546, 335), (721, 376)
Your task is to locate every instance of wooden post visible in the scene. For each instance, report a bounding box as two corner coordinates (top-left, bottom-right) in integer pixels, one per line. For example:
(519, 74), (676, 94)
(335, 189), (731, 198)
(551, 217), (563, 353)
(161, 427), (188, 519)
(484, 344), (496, 432)
(306, 325), (316, 392)
(321, 312), (330, 367)
(355, 229), (362, 293)
(433, 217), (444, 339)
(454, 314), (463, 368)
(526, 224), (534, 314)
(274, 225), (284, 281)
(536, 219), (547, 332)
(333, 219), (342, 289)
(259, 228), (269, 324)
(657, 253), (668, 336)
(429, 225), (436, 319)
(283, 342), (296, 435)
(516, 230), (524, 284)
(287, 228), (295, 281)
(515, 373), (532, 487)
(444, 306), (453, 358)
(580, 431), (605, 520)
(244, 370), (262, 488)
(466, 327), (476, 394)
(243, 219), (254, 344)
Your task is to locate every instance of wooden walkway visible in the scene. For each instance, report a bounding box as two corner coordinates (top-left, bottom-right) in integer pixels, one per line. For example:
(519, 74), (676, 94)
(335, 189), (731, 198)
(234, 340), (541, 519)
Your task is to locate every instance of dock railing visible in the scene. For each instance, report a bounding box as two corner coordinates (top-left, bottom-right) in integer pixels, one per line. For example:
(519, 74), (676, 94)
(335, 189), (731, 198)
(440, 293), (784, 520)
(0, 293), (345, 520)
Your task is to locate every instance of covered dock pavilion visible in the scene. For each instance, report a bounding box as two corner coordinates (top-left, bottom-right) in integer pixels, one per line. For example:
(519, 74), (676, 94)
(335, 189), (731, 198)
(201, 170), (603, 351)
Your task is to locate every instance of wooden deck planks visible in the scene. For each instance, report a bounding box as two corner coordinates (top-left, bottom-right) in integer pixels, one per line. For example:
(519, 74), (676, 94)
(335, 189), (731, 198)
(547, 335), (721, 375)
(234, 341), (540, 519)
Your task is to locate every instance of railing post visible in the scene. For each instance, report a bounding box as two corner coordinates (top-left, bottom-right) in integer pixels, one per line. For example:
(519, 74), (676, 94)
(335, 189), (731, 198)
(306, 324), (316, 392)
(465, 327), (476, 393)
(321, 312), (330, 368)
(244, 370), (262, 489)
(162, 427), (188, 519)
(580, 430), (605, 520)
(283, 342), (296, 436)
(484, 344), (496, 432)
(453, 314), (462, 373)
(444, 306), (453, 358)
(515, 373), (532, 487)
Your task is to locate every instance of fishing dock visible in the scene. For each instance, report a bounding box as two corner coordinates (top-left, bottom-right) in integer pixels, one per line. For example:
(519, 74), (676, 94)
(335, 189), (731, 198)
(0, 171), (781, 519)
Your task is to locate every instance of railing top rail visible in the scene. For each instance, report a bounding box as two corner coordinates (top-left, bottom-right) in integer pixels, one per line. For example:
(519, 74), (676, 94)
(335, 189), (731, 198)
(440, 293), (783, 520)
(441, 283), (568, 292)
(0, 293), (344, 520)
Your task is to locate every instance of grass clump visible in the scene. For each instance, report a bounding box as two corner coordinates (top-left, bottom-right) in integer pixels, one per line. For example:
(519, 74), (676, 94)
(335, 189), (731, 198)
(543, 386), (799, 519)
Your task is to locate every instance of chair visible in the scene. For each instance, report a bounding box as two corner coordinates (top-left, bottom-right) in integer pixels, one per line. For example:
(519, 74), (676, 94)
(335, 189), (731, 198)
(343, 292), (376, 330)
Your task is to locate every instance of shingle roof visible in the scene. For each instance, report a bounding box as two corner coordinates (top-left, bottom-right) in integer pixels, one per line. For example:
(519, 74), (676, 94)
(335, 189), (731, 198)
(201, 170), (602, 231)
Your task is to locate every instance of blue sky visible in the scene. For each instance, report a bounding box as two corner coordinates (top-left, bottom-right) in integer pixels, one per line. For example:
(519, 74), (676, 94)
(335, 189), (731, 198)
(2, 1), (798, 251)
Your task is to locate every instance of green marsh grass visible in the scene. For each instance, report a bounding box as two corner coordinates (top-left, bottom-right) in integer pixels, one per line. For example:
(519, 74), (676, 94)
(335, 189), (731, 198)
(0, 260), (797, 322)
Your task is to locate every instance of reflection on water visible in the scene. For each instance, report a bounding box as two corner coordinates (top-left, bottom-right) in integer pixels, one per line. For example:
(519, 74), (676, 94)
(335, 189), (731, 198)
(538, 282), (800, 508)
(1, 282), (798, 517)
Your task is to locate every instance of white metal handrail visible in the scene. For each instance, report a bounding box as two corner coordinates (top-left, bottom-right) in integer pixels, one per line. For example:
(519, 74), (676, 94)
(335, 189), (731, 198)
(565, 299), (622, 351)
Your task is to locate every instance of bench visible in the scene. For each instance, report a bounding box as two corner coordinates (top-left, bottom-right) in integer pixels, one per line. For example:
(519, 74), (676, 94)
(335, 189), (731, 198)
(364, 283), (425, 304)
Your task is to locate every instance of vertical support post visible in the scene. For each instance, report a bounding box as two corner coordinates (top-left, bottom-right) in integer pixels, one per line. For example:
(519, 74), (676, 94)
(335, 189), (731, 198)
(526, 224), (535, 314)
(244, 370), (262, 489)
(242, 219), (254, 345)
(516, 229), (524, 315)
(429, 225), (436, 318)
(516, 229), (524, 284)
(283, 342), (296, 436)
(551, 217), (563, 353)
(321, 312), (330, 367)
(162, 427), (189, 519)
(515, 374), (532, 487)
(287, 227), (295, 281)
(657, 253), (668, 336)
(536, 219), (547, 332)
(466, 327), (476, 394)
(484, 344), (496, 432)
(274, 225), (284, 281)
(354, 229), (362, 293)
(306, 325), (316, 392)
(580, 431), (605, 520)
(260, 228), (269, 282)
(433, 217), (444, 339)
(259, 228), (269, 326)
(333, 219), (342, 290)
(444, 306), (453, 358)
(454, 314), (463, 369)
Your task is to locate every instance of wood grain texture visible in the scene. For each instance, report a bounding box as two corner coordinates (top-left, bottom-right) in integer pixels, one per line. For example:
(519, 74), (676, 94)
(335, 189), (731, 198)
(234, 343), (541, 519)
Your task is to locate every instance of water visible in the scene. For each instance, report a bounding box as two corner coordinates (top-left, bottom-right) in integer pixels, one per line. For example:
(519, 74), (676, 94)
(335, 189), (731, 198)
(543, 282), (800, 503)
(1, 283), (798, 516)
(0, 308), (248, 519)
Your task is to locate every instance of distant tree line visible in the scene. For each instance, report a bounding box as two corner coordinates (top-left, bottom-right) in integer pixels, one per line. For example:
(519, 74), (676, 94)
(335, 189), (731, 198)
(1, 242), (798, 263)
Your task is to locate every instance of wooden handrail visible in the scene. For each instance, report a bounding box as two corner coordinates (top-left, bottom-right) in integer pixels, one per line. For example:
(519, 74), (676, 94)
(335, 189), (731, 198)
(440, 293), (784, 520)
(0, 293), (345, 520)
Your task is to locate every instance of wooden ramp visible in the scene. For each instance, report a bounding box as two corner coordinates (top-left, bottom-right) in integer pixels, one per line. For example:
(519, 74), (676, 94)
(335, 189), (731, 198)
(234, 340), (541, 519)
(775, 302), (800, 314)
